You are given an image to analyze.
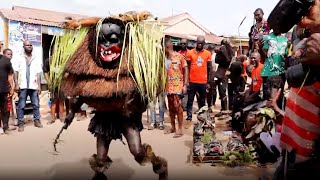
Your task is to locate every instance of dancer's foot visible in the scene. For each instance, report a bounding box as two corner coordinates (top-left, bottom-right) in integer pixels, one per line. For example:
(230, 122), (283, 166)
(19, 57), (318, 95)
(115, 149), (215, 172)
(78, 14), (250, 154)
(89, 154), (113, 173)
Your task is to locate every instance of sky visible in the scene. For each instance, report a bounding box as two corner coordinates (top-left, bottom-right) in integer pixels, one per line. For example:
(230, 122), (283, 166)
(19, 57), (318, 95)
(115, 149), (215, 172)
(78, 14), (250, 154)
(0, 0), (280, 36)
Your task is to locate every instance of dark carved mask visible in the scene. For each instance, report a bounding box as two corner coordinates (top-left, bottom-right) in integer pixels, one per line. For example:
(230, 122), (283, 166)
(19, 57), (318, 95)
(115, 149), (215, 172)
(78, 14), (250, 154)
(94, 20), (125, 67)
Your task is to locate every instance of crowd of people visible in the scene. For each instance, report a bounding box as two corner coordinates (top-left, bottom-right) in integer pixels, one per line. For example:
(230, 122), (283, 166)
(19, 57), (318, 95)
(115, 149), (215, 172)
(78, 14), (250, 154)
(146, 4), (320, 178)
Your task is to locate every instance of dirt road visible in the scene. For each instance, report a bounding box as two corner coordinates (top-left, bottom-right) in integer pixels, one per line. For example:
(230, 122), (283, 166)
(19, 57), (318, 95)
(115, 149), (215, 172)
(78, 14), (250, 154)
(0, 93), (274, 180)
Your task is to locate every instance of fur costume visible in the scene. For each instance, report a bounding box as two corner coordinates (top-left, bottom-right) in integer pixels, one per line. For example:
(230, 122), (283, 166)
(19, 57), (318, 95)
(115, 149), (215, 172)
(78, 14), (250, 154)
(54, 11), (168, 180)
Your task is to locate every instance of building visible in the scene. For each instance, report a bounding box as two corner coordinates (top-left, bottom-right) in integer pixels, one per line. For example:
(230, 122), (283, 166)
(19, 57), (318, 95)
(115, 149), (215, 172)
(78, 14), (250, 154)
(0, 6), (87, 65)
(160, 13), (223, 47)
(222, 35), (250, 56)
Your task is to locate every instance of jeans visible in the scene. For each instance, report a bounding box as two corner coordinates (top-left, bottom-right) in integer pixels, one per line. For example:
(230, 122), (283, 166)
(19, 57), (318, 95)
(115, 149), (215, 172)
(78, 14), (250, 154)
(17, 89), (40, 126)
(0, 93), (9, 131)
(186, 83), (206, 120)
(149, 93), (165, 125)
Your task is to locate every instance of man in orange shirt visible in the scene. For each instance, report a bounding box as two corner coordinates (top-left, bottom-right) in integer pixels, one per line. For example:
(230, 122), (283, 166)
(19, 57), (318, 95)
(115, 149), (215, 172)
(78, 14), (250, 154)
(243, 52), (263, 106)
(185, 36), (212, 129)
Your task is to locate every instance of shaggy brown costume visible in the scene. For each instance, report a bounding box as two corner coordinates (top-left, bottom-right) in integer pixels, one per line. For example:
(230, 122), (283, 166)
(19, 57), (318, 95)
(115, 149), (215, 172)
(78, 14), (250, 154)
(59, 13), (168, 180)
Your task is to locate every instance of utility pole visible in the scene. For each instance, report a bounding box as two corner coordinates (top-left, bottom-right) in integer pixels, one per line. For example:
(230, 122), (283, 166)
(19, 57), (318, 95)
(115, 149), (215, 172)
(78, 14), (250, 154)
(238, 16), (246, 55)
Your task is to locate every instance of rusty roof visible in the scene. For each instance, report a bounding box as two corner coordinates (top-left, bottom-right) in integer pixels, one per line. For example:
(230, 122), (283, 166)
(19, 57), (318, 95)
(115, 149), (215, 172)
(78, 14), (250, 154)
(0, 6), (88, 27)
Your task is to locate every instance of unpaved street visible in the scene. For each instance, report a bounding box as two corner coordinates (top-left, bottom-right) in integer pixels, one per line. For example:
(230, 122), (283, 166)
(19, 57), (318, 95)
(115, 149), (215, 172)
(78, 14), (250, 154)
(0, 92), (274, 180)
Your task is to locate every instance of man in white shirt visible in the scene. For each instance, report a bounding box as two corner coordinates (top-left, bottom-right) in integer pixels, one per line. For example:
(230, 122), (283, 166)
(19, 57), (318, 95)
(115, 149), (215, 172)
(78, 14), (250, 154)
(13, 40), (43, 132)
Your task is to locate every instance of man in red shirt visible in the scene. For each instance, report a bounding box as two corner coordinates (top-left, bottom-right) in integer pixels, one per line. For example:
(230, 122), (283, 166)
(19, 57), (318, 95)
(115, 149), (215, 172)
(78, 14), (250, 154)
(185, 36), (212, 129)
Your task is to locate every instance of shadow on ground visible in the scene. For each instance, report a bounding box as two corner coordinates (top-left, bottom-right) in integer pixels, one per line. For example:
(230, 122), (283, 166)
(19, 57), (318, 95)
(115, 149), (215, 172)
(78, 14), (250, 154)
(46, 158), (134, 180)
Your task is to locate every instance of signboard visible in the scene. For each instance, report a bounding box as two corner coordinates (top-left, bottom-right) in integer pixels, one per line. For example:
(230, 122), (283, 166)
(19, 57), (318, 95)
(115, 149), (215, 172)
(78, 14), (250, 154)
(8, 20), (42, 65)
(47, 26), (64, 36)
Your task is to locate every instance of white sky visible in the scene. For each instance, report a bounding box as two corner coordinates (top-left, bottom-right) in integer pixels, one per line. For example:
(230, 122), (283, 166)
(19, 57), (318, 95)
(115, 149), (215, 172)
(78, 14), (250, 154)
(0, 0), (280, 36)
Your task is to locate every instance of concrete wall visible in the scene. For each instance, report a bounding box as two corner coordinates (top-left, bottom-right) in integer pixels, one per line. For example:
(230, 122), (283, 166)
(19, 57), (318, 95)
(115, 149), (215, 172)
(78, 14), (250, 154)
(0, 16), (7, 48)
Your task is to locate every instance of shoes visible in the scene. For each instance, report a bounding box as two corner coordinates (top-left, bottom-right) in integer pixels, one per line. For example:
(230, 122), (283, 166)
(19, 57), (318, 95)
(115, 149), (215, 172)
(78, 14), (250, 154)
(158, 122), (164, 130)
(148, 123), (155, 130)
(184, 120), (192, 129)
(18, 125), (24, 132)
(34, 121), (43, 128)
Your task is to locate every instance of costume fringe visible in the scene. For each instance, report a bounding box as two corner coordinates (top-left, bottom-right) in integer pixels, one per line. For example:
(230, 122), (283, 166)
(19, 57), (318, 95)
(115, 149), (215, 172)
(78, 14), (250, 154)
(61, 74), (135, 98)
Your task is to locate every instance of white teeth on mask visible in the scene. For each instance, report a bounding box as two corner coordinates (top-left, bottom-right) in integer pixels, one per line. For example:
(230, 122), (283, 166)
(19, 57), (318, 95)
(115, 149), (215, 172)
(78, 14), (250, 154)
(100, 51), (106, 58)
(108, 51), (112, 54)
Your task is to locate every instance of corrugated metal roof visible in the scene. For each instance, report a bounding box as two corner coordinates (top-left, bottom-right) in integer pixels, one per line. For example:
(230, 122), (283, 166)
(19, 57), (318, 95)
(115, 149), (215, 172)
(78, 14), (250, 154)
(0, 6), (88, 27)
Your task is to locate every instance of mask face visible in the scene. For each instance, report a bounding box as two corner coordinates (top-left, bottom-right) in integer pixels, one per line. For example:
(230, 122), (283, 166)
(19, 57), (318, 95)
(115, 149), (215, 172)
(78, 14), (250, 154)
(96, 22), (124, 65)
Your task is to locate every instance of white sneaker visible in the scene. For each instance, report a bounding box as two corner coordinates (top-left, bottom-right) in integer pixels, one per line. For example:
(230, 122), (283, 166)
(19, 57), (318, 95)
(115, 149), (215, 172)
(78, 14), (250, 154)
(0, 128), (4, 135)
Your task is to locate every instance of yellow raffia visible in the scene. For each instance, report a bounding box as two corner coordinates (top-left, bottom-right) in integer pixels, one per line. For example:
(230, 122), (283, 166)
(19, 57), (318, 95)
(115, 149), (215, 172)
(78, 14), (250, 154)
(49, 27), (90, 97)
(117, 20), (167, 102)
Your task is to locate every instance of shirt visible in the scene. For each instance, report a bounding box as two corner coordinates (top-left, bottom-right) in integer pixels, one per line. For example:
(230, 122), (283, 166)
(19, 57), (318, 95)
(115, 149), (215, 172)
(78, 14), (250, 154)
(280, 82), (320, 163)
(166, 52), (187, 94)
(178, 50), (188, 57)
(229, 61), (243, 83)
(261, 32), (288, 77)
(251, 63), (263, 92)
(12, 53), (43, 90)
(0, 55), (13, 93)
(242, 60), (249, 77)
(185, 49), (211, 84)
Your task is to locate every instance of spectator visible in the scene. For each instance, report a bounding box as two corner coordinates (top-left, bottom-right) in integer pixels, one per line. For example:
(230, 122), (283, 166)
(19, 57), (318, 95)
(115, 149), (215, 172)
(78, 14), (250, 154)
(148, 94), (165, 130)
(164, 39), (188, 137)
(185, 36), (212, 129)
(0, 53), (14, 134)
(206, 45), (218, 112)
(2, 48), (17, 129)
(13, 40), (43, 132)
(228, 56), (244, 110)
(3, 49), (13, 60)
(239, 55), (249, 90)
(214, 39), (233, 115)
(178, 38), (189, 111)
(261, 30), (288, 106)
(248, 8), (270, 62)
(242, 52), (263, 106)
